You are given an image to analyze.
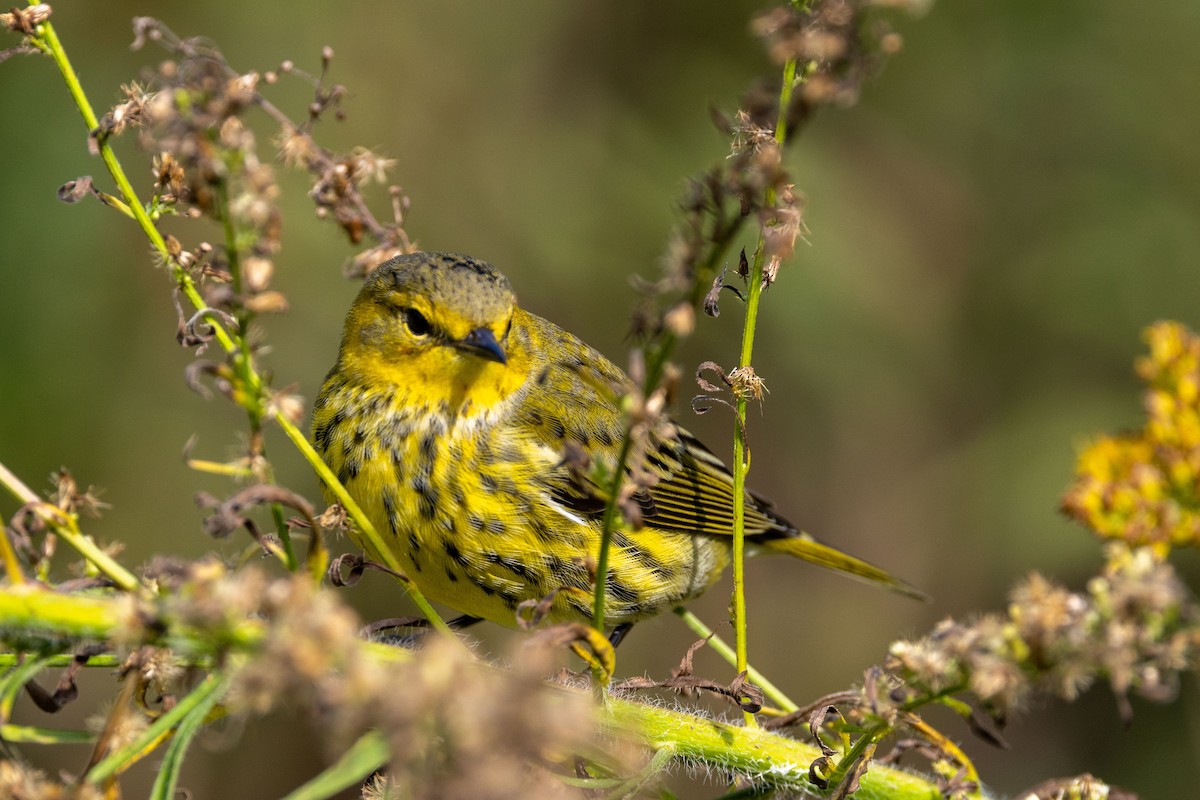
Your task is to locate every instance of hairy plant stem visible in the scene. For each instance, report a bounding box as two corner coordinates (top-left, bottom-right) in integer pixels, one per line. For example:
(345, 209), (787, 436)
(0, 585), (951, 799)
(731, 55), (800, 728)
(26, 17), (452, 635)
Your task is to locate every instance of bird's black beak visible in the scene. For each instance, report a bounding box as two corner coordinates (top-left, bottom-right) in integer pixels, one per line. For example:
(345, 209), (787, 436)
(456, 327), (507, 364)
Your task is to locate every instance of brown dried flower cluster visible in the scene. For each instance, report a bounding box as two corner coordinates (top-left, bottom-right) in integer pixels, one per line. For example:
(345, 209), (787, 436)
(116, 563), (597, 798)
(90, 18), (418, 319)
(751, 0), (920, 107)
(764, 542), (1197, 796)
(0, 760), (103, 800)
(885, 545), (1199, 725)
(229, 577), (596, 799)
(95, 25), (285, 323)
(649, 0), (909, 338)
(790, 331), (1200, 794)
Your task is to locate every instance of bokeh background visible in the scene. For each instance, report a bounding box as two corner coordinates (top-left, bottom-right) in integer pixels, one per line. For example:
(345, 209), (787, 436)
(2, 1), (1199, 796)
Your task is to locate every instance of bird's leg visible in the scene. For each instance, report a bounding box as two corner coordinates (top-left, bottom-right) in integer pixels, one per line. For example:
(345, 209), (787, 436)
(608, 622), (634, 648)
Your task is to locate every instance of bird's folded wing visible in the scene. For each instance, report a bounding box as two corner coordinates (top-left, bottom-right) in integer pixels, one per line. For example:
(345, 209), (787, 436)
(639, 428), (794, 538)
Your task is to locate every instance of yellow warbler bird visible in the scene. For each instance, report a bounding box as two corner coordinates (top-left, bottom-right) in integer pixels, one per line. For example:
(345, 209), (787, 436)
(313, 252), (923, 641)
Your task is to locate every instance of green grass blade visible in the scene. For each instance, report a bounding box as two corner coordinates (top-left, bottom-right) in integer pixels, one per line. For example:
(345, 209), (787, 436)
(280, 729), (389, 800)
(87, 672), (227, 785)
(0, 655), (55, 721)
(150, 673), (229, 800)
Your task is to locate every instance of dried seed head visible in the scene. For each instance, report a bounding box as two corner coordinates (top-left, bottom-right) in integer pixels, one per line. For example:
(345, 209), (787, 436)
(152, 151), (186, 198)
(277, 127), (319, 169)
(267, 389), (305, 424)
(728, 365), (768, 402)
(346, 146), (396, 185)
(241, 256), (274, 293)
(663, 301), (695, 337)
(0, 759), (104, 800)
(729, 109), (776, 157)
(760, 200), (804, 287)
(1, 4), (51, 34)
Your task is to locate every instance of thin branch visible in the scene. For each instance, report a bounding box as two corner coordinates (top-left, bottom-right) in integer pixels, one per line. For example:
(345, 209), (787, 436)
(0, 461), (139, 593)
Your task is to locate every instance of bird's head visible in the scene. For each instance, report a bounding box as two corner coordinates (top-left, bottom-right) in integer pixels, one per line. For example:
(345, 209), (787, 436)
(337, 252), (525, 411)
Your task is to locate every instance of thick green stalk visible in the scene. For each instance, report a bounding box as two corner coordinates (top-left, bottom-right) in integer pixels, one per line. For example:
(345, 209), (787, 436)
(602, 698), (945, 800)
(0, 586), (952, 799)
(0, 584), (122, 641)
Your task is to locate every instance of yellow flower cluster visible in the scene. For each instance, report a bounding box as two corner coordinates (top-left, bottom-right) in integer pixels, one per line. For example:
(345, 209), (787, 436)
(1062, 322), (1200, 549)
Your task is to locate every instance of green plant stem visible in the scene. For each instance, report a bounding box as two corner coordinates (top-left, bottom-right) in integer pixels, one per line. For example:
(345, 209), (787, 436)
(149, 672), (229, 800)
(603, 696), (944, 800)
(280, 730), (389, 800)
(588, 68), (786, 662)
(673, 608), (799, 713)
(0, 512), (25, 585)
(590, 215), (747, 654)
(593, 428), (636, 636)
(85, 671), (228, 785)
(0, 653), (121, 669)
(0, 584), (124, 641)
(729, 55), (799, 727)
(0, 583), (263, 655)
(0, 586), (950, 799)
(274, 416), (452, 636)
(822, 724), (885, 793)
(0, 461), (140, 593)
(0, 723), (95, 744)
(29, 17), (453, 637)
(32, 19), (232, 354)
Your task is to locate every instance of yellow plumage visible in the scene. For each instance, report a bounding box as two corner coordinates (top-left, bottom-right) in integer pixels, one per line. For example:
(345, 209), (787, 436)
(312, 252), (923, 633)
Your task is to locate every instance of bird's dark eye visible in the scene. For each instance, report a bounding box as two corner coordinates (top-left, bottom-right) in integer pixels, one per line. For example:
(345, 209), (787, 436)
(402, 308), (432, 337)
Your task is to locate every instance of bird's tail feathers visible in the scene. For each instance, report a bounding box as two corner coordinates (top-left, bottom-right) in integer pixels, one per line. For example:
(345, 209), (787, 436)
(761, 533), (929, 602)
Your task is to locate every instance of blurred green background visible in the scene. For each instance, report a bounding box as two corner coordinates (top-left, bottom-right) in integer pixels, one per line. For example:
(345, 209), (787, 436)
(2, 1), (1199, 796)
